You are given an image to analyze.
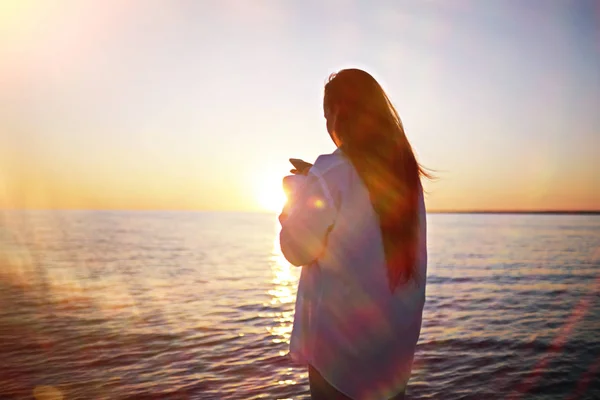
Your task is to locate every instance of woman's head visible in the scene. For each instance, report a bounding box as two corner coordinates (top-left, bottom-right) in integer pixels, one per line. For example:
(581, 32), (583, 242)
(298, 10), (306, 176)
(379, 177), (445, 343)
(323, 68), (430, 290)
(324, 69), (405, 151)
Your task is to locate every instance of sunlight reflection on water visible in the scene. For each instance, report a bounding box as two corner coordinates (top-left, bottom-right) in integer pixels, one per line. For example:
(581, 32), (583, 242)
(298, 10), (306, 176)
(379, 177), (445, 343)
(268, 233), (299, 349)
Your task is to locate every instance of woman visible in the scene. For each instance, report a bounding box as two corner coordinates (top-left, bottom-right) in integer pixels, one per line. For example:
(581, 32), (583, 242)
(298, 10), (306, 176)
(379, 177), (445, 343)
(279, 68), (430, 400)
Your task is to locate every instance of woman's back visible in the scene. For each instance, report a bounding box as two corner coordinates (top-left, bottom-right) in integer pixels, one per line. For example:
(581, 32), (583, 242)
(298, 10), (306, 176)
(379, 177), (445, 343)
(284, 149), (427, 399)
(280, 67), (430, 399)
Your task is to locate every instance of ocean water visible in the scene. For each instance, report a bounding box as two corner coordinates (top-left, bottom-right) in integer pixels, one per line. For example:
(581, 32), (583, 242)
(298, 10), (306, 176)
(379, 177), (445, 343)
(0, 211), (598, 400)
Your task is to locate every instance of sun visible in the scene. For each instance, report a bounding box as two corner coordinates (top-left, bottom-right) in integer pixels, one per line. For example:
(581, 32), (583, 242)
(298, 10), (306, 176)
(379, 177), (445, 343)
(256, 178), (288, 212)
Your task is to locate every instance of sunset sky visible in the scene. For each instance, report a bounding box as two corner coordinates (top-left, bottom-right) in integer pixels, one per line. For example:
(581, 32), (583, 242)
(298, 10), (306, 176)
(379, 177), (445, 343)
(1, 0), (598, 212)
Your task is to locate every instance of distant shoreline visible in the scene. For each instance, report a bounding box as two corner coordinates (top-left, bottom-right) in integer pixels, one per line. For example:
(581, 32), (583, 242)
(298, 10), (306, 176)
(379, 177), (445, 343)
(1, 209), (599, 215)
(427, 210), (600, 215)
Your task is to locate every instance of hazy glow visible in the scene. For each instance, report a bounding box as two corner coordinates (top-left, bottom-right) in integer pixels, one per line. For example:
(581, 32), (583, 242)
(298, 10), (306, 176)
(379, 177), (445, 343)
(1, 1), (598, 211)
(256, 175), (288, 212)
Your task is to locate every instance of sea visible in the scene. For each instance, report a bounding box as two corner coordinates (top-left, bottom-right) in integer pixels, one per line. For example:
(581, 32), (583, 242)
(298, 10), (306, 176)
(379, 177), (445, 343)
(0, 211), (598, 400)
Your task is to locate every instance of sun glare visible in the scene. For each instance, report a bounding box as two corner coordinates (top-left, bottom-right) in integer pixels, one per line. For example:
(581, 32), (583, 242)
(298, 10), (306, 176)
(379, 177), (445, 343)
(256, 179), (288, 212)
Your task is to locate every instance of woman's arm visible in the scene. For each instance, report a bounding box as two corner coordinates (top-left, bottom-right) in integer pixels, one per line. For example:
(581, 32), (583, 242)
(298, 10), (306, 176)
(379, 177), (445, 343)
(279, 170), (337, 267)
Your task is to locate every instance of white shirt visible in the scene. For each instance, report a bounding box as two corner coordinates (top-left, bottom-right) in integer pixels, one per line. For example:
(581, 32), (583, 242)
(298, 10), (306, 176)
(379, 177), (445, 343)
(279, 149), (428, 400)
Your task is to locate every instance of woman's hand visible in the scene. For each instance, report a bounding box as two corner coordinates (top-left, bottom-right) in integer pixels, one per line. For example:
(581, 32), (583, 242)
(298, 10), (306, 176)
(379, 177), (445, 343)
(289, 158), (313, 175)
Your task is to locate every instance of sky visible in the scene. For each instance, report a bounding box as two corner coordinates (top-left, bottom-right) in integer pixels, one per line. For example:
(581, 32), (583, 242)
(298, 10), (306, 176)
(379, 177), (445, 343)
(0, 0), (598, 212)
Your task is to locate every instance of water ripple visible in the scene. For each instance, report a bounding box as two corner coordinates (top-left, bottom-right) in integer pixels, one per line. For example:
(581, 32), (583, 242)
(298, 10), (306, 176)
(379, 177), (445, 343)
(0, 211), (598, 399)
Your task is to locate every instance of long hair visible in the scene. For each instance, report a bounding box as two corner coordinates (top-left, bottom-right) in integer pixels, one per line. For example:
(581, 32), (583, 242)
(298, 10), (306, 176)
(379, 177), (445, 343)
(324, 68), (431, 291)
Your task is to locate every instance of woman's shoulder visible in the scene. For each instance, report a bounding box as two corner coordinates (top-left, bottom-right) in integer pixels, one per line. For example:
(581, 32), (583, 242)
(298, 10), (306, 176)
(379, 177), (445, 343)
(312, 149), (349, 176)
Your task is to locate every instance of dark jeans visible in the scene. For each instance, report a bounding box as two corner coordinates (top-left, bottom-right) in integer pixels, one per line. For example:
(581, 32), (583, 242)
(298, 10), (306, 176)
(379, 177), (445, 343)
(308, 365), (406, 400)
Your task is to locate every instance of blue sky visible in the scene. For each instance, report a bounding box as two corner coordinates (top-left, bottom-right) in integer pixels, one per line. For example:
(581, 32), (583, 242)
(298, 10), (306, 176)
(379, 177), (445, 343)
(0, 0), (598, 211)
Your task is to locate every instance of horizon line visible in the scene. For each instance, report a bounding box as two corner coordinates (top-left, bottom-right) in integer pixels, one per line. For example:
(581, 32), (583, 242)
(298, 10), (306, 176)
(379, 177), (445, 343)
(0, 208), (599, 215)
(427, 210), (600, 215)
